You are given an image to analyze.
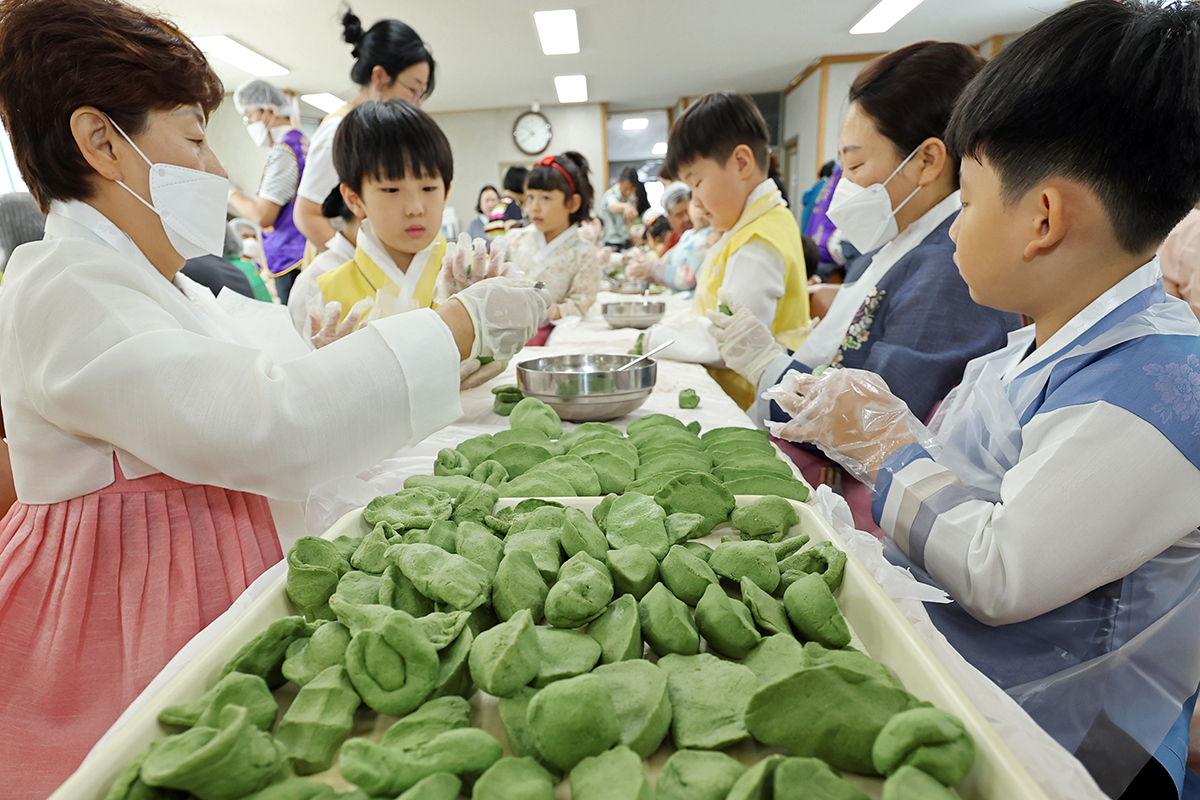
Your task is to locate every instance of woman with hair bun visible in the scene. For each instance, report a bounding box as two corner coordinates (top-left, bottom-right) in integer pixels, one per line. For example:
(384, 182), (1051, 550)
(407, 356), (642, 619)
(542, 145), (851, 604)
(293, 7), (436, 252)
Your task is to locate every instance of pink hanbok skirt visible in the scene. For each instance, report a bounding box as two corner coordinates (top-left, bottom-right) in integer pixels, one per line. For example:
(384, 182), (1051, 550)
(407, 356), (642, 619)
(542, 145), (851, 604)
(0, 461), (283, 798)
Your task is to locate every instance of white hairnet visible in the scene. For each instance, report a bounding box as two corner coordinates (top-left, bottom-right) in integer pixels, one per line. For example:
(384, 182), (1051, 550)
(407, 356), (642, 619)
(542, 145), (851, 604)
(233, 79), (290, 116)
(661, 181), (691, 212)
(228, 217), (259, 238)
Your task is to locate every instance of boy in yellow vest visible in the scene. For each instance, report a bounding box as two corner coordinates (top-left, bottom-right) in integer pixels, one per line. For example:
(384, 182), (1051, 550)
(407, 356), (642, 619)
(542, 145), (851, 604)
(651, 92), (809, 408)
(306, 99), (450, 348)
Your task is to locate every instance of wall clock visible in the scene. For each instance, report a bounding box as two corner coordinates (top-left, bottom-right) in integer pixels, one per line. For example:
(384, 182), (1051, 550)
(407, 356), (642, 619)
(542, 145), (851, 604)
(513, 110), (552, 156)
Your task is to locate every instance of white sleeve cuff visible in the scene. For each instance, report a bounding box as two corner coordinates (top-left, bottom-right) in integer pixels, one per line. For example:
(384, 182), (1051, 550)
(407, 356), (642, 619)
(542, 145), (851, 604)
(370, 308), (464, 440)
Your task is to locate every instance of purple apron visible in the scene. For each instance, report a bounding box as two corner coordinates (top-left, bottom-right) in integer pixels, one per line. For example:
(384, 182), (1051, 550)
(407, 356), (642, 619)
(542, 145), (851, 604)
(804, 166), (841, 266)
(262, 128), (308, 276)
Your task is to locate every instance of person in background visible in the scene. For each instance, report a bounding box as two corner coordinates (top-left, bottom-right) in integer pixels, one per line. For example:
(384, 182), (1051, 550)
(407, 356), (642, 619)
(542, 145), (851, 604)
(1158, 208), (1200, 321)
(486, 165), (528, 236)
(649, 91), (809, 409)
(467, 184), (500, 240)
(181, 225), (261, 300)
(800, 233), (820, 280)
(293, 8), (434, 254)
(598, 166), (640, 250)
(658, 180), (693, 254)
(0, 0), (547, 792)
(801, 160), (836, 232)
(227, 79), (308, 304)
(774, 3), (1200, 796)
(633, 176), (651, 218)
(644, 215), (672, 256)
(288, 185), (361, 335)
(503, 152), (603, 320)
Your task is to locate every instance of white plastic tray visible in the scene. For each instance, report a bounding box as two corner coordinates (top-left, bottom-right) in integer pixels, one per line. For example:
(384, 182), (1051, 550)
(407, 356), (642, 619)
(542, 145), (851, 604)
(54, 497), (1047, 800)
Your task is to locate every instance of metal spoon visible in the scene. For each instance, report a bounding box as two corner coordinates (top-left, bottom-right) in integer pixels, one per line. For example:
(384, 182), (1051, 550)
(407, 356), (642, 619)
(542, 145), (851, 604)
(618, 338), (674, 371)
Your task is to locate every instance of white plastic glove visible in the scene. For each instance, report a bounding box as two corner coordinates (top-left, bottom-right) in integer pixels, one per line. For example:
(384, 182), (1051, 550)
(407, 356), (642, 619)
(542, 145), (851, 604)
(625, 249), (652, 280)
(306, 293), (373, 349)
(435, 234), (512, 303)
(764, 367), (936, 487)
(704, 289), (783, 385)
(459, 358), (508, 390)
(454, 276), (550, 361)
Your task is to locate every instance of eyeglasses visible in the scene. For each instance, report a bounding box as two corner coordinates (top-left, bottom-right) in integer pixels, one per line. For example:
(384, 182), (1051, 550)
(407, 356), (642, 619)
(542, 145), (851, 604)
(397, 81), (427, 102)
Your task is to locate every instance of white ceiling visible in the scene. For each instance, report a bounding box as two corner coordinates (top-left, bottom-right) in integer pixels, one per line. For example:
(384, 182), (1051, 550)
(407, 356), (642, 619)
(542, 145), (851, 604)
(137, 0), (1068, 114)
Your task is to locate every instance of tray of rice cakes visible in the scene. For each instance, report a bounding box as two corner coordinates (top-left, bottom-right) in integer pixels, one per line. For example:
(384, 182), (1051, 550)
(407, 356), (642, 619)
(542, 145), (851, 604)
(58, 404), (1049, 800)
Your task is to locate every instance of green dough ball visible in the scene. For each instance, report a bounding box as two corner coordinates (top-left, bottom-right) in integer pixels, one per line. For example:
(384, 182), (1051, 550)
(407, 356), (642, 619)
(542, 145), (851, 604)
(605, 544), (659, 599)
(140, 706), (287, 800)
(491, 383), (523, 396)
(882, 765), (961, 800)
(492, 442), (556, 478)
(334, 570), (384, 607)
(678, 388), (700, 408)
(592, 493), (618, 528)
(275, 665), (359, 775)
(695, 583), (762, 659)
(780, 541), (848, 592)
(365, 487), (455, 530)
(492, 428), (551, 447)
(492, 550), (549, 622)
(711, 456), (792, 480)
(804, 641), (899, 687)
(432, 627), (475, 700)
(350, 524), (392, 574)
(469, 459), (509, 488)
(569, 745), (653, 800)
(399, 519), (457, 553)
(623, 470), (697, 498)
(454, 521), (503, 581)
(773, 756), (869, 800)
(716, 466), (797, 485)
(634, 450), (712, 481)
(603, 492), (669, 559)
(742, 634), (808, 686)
(380, 695), (471, 750)
(723, 475), (810, 503)
(784, 572), (851, 648)
(286, 538), (346, 621)
(494, 398), (518, 416)
(503, 530), (563, 583)
(344, 610), (439, 716)
(455, 435), (496, 467)
(771, 535), (811, 562)
(660, 545), (719, 606)
(434, 448), (472, 477)
(453, 483), (501, 525)
(397, 773), (461, 800)
(500, 470), (577, 498)
(558, 422), (623, 450)
(159, 672), (278, 732)
(591, 659), (672, 758)
(389, 542), (492, 610)
(665, 512), (707, 545)
(683, 541), (713, 561)
(509, 396), (564, 440)
(471, 757), (555, 800)
(731, 496), (800, 543)
(545, 551), (615, 628)
(725, 754), (786, 800)
(417, 610), (471, 650)
(524, 455), (601, 495)
(507, 504), (566, 533)
(339, 728), (502, 797)
(638, 583), (699, 657)
(744, 662), (918, 775)
(686, 420), (702, 435)
(561, 507), (609, 561)
(380, 564), (435, 617)
(533, 627), (602, 686)
(708, 540), (781, 594)
(238, 778), (338, 800)
(573, 449), (635, 494)
(629, 424), (701, 450)
(468, 608), (541, 698)
(526, 673), (622, 771)
(585, 594), (643, 663)
(220, 616), (312, 689)
(654, 472), (736, 535)
(496, 686), (540, 758)
(282, 621), (351, 687)
(707, 441), (777, 464)
(571, 436), (639, 471)
(626, 413), (686, 435)
(701, 426), (770, 447)
(655, 750), (746, 800)
(740, 576), (792, 636)
(658, 653), (756, 750)
(872, 706), (975, 786)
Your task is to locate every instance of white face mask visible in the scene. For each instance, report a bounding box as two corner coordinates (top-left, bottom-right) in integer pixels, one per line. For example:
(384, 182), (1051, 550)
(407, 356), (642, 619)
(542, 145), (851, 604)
(107, 116), (229, 261)
(827, 146), (922, 253)
(241, 237), (263, 261)
(246, 120), (270, 148)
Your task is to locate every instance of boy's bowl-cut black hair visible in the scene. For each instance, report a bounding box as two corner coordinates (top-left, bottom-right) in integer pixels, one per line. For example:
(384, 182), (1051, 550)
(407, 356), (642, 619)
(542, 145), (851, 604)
(525, 151), (594, 225)
(945, 0), (1200, 255)
(664, 91), (770, 178)
(333, 99), (453, 195)
(503, 165), (529, 195)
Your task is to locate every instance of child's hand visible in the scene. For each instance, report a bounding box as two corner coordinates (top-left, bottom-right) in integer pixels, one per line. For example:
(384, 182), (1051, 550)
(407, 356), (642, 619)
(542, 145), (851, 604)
(308, 295), (373, 349)
(765, 367), (929, 486)
(705, 289), (780, 384)
(625, 249), (652, 280)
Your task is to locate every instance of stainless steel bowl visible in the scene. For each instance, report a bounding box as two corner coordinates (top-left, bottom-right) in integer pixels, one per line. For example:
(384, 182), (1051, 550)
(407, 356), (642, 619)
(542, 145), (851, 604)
(516, 353), (657, 421)
(601, 301), (666, 329)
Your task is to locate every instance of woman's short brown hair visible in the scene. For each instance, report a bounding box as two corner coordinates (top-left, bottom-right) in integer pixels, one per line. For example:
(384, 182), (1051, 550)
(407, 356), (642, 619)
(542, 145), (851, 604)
(0, 0), (223, 210)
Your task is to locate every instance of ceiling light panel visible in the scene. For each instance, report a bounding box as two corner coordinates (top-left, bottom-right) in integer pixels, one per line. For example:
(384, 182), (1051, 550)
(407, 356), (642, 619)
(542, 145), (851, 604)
(623, 118), (649, 130)
(534, 10), (580, 55)
(301, 93), (347, 114)
(652, 142), (668, 155)
(554, 75), (588, 104)
(850, 0), (926, 35)
(194, 35), (288, 77)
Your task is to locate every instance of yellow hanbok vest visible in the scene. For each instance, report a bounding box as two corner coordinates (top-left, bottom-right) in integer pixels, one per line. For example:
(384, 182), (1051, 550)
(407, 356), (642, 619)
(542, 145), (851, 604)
(695, 194), (810, 409)
(317, 235), (446, 321)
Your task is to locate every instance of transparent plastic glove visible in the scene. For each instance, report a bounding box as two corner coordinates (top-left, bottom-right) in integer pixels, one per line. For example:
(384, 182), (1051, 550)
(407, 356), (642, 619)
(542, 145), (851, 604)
(306, 293), (373, 349)
(764, 367), (937, 488)
(454, 276), (550, 361)
(625, 249), (652, 280)
(704, 289), (783, 385)
(459, 358), (508, 390)
(435, 232), (473, 303)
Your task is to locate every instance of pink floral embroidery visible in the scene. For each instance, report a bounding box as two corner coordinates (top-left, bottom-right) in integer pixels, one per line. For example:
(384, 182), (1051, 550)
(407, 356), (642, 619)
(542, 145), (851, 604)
(831, 287), (886, 367)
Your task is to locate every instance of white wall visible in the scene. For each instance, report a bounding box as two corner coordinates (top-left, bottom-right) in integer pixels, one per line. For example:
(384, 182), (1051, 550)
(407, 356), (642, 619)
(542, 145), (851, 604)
(430, 103), (606, 235)
(784, 72), (821, 193)
(821, 61), (867, 173)
(206, 98), (321, 210)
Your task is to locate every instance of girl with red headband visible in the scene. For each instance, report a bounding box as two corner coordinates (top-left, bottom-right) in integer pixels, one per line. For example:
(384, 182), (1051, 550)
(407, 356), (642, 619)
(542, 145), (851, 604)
(502, 152), (603, 321)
